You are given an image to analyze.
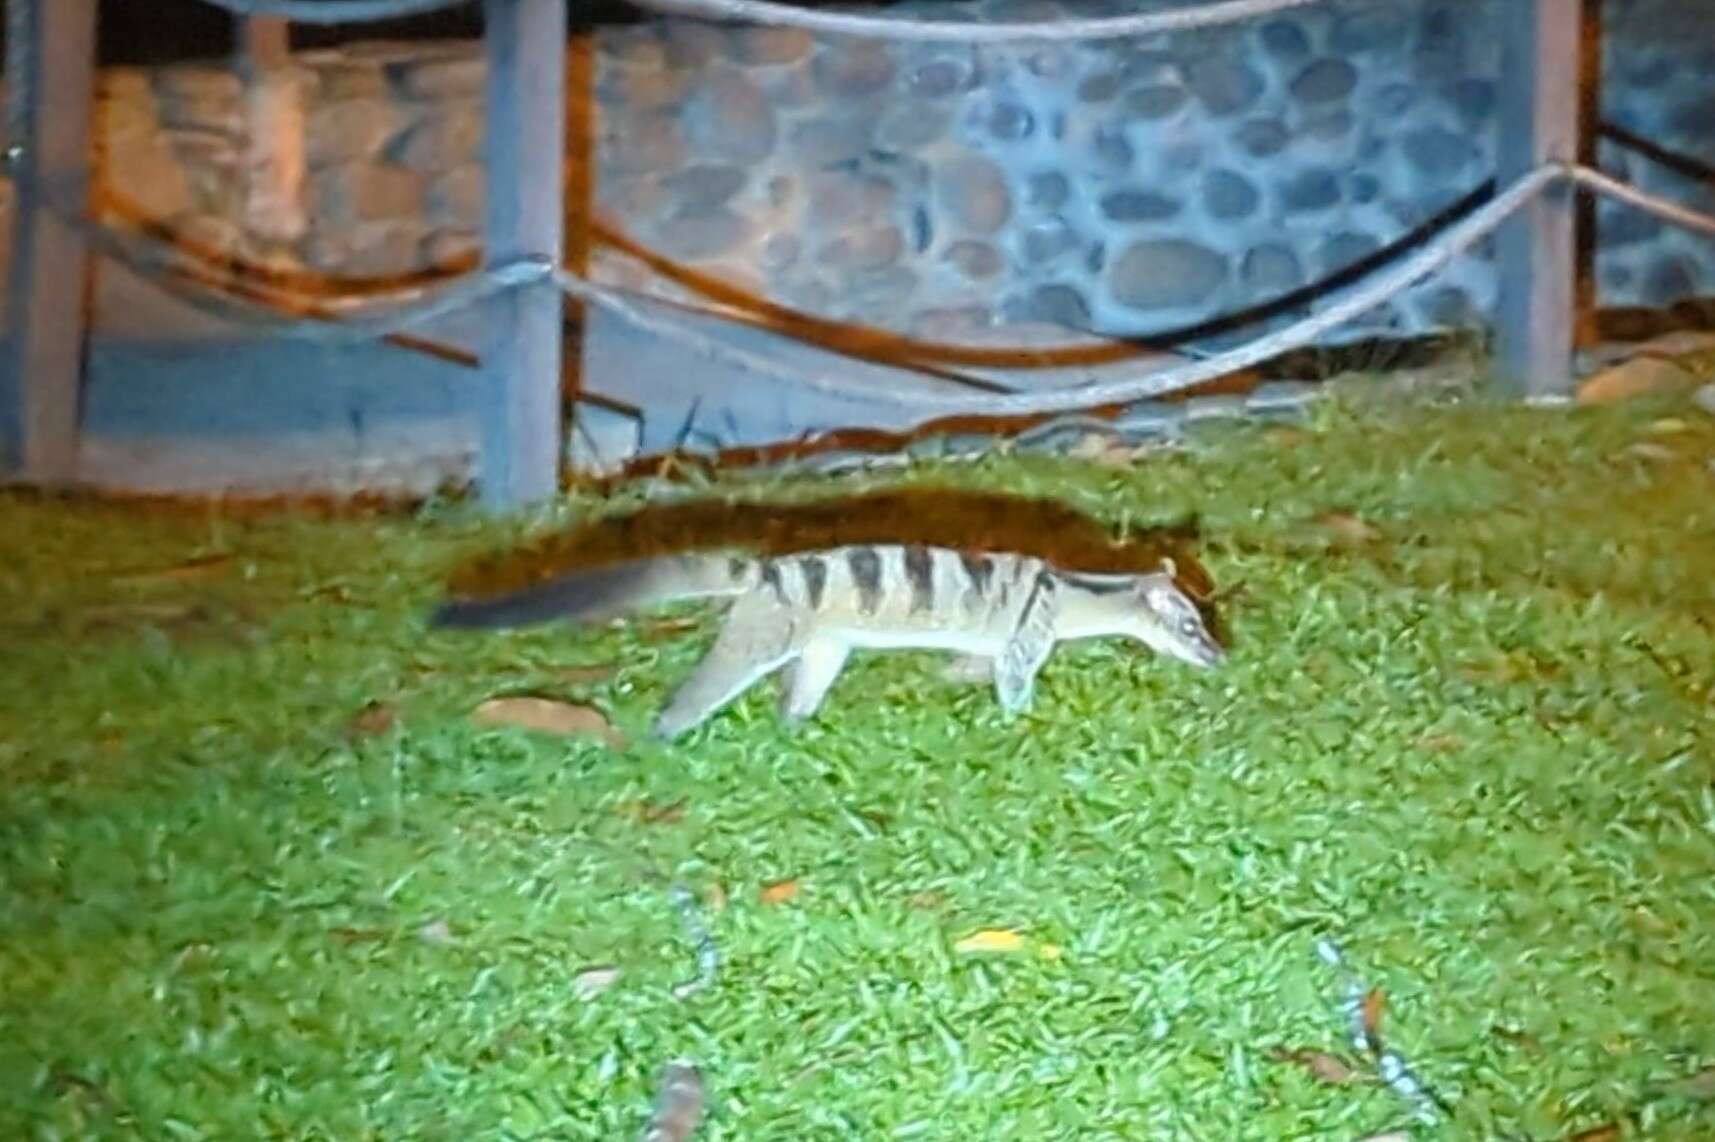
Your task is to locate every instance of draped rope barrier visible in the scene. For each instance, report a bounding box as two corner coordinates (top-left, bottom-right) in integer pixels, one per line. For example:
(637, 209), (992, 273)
(22, 160), (1715, 420)
(626, 0), (1336, 44)
(1570, 165), (1715, 238)
(174, 0), (474, 25)
(6, 0), (1715, 467)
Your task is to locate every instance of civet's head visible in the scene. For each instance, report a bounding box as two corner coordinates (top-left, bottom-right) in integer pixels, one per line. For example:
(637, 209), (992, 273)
(1064, 560), (1226, 668)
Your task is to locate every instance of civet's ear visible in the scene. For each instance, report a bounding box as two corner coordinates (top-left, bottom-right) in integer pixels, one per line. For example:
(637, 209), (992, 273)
(1159, 555), (1177, 580)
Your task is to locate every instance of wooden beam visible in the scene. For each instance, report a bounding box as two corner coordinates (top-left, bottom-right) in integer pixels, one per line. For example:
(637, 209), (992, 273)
(478, 0), (567, 508)
(1494, 0), (1591, 399)
(237, 16), (307, 246)
(3, 0), (98, 484)
(563, 12), (603, 476)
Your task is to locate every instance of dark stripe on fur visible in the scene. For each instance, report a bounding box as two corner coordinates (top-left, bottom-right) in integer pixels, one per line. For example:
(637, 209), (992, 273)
(799, 555), (827, 610)
(959, 552), (993, 597)
(848, 547), (882, 615)
(760, 559), (787, 605)
(904, 545), (934, 615)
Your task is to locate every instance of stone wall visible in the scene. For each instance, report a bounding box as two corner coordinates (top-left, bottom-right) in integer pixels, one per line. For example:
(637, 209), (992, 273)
(9, 0), (1715, 348)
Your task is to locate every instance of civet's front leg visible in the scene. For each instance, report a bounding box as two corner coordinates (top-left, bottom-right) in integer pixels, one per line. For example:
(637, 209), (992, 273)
(654, 596), (799, 739)
(778, 637), (852, 725)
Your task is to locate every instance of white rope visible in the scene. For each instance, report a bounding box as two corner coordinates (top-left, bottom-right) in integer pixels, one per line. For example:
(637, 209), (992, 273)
(552, 268), (1010, 400)
(628, 0), (1336, 43)
(1571, 163), (1715, 237)
(36, 188), (554, 342)
(15, 151), (1708, 425)
(560, 165), (1561, 421)
(187, 0), (472, 24)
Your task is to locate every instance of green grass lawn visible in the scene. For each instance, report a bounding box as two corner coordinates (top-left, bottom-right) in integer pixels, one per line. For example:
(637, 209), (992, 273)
(6, 379), (1715, 1140)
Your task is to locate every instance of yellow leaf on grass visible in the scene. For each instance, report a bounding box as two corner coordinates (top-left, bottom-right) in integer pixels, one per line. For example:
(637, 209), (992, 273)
(1266, 1046), (1364, 1086)
(955, 929), (1026, 954)
(471, 696), (624, 748)
(759, 879), (800, 905)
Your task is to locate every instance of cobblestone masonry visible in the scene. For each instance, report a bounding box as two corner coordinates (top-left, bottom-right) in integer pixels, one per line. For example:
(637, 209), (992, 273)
(7, 0), (1715, 346)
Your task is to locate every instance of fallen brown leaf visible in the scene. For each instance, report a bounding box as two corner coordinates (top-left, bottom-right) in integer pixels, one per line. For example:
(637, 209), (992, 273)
(760, 879), (800, 905)
(114, 552), (233, 583)
(470, 696), (625, 748)
(328, 926), (387, 944)
(908, 890), (947, 911)
(1661, 1066), (1715, 1101)
(1362, 988), (1388, 1043)
(1415, 733), (1465, 753)
(1567, 1124), (1621, 1142)
(614, 798), (687, 825)
(346, 700), (397, 738)
(1315, 510), (1383, 547)
(1266, 1046), (1364, 1086)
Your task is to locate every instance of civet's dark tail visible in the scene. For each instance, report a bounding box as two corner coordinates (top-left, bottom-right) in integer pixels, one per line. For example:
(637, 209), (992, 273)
(430, 552), (749, 630)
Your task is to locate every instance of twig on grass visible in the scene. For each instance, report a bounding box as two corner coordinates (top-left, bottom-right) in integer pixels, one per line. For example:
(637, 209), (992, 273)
(668, 881), (721, 1001)
(1315, 938), (1452, 1125)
